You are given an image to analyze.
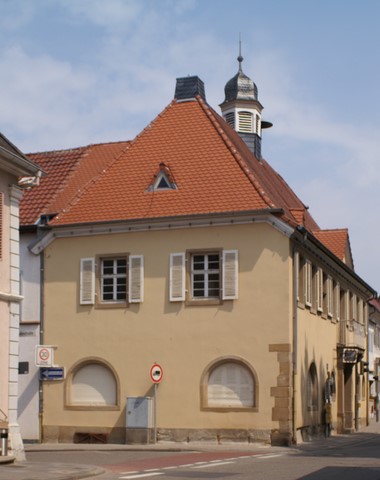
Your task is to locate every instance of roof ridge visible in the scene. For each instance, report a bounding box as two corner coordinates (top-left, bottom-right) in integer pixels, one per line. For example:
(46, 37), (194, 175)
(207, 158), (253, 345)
(35, 148), (88, 219)
(50, 142), (131, 224)
(312, 228), (348, 234)
(196, 96), (276, 210)
(51, 104), (177, 224)
(28, 140), (130, 156)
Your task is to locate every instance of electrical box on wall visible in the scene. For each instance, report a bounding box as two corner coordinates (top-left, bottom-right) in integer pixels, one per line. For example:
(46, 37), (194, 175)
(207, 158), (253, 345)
(126, 397), (152, 429)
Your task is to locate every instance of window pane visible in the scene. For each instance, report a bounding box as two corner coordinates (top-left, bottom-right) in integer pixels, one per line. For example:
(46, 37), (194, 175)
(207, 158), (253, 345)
(100, 257), (127, 302)
(193, 256), (205, 270)
(191, 253), (220, 300)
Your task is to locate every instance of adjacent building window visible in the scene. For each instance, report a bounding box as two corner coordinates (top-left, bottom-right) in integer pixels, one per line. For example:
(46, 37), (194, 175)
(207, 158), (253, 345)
(169, 250), (238, 303)
(327, 275), (333, 318)
(80, 254), (144, 306)
(304, 260), (312, 307)
(201, 359), (257, 410)
(334, 281), (340, 321)
(67, 360), (119, 409)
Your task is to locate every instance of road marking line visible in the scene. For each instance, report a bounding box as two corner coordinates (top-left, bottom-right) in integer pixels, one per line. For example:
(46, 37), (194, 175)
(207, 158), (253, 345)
(144, 469), (161, 472)
(161, 466), (177, 470)
(120, 473), (163, 479)
(256, 454), (282, 459)
(192, 461), (235, 469)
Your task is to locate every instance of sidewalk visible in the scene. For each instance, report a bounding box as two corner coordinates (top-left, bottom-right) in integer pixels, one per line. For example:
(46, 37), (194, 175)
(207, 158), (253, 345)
(1, 420), (380, 480)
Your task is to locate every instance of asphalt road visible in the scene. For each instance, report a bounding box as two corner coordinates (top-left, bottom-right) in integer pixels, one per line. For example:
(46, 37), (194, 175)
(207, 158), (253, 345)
(25, 433), (380, 480)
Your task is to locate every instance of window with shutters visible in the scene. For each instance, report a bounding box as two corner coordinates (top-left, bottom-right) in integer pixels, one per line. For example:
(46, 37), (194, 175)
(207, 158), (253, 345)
(79, 254), (144, 307)
(316, 267), (323, 313)
(201, 359), (257, 411)
(169, 249), (238, 305)
(66, 359), (119, 410)
(304, 260), (312, 307)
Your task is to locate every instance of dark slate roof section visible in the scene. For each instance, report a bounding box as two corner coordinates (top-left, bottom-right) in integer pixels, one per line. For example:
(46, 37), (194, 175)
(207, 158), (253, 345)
(175, 76), (206, 102)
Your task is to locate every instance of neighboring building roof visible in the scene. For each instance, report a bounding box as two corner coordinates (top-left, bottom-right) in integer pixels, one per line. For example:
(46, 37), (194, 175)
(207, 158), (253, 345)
(48, 95), (320, 230)
(370, 297), (380, 314)
(312, 228), (353, 267)
(0, 132), (41, 178)
(20, 141), (129, 226)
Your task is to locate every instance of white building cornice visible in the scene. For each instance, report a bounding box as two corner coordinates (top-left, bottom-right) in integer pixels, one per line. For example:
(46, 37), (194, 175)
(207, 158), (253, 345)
(29, 210), (294, 255)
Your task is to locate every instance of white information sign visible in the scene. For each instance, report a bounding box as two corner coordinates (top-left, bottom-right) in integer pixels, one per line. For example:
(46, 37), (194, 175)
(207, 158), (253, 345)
(35, 345), (54, 367)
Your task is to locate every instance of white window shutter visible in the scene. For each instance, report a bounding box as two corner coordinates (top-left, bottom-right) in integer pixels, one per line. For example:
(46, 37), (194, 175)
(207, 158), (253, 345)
(80, 258), (95, 305)
(222, 250), (238, 300)
(170, 253), (185, 301)
(129, 255), (144, 303)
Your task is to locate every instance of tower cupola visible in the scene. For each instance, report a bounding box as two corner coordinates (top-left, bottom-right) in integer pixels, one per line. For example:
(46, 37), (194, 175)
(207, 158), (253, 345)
(220, 48), (272, 159)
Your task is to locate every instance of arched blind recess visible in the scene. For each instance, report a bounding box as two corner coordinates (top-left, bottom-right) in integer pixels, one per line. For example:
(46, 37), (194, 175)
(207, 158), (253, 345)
(71, 363), (117, 405)
(208, 362), (254, 407)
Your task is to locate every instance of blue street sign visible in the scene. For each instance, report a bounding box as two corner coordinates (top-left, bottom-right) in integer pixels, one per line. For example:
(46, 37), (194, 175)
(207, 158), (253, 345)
(40, 367), (65, 381)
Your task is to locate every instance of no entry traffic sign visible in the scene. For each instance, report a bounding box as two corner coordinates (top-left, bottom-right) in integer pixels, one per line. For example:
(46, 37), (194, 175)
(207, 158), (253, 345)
(150, 363), (163, 383)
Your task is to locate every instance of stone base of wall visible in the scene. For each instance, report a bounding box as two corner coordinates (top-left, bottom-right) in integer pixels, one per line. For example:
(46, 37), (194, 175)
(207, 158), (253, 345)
(42, 426), (272, 445)
(43, 425), (126, 444)
(157, 428), (271, 445)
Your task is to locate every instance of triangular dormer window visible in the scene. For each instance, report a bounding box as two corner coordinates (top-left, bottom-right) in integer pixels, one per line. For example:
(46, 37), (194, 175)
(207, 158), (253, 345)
(148, 163), (177, 191)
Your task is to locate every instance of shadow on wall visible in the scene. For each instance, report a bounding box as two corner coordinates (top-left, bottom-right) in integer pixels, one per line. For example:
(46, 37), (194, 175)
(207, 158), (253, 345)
(300, 336), (334, 440)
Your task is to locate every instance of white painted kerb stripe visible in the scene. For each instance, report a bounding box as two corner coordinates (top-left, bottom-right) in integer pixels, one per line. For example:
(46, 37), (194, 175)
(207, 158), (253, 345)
(120, 473), (163, 479)
(192, 461), (235, 469)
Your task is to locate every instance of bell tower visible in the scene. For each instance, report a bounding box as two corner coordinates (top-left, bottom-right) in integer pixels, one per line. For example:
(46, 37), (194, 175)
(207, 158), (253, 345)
(220, 43), (272, 159)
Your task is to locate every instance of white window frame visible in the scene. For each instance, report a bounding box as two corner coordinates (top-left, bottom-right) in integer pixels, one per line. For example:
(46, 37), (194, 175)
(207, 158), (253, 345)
(334, 281), (340, 321)
(327, 275), (333, 318)
(169, 250), (238, 303)
(191, 252), (221, 299)
(304, 260), (312, 307)
(316, 267), (323, 313)
(100, 257), (127, 303)
(80, 255), (144, 306)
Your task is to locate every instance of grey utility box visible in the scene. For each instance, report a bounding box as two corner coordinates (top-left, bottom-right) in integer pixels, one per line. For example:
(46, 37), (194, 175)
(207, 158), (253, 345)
(126, 397), (152, 444)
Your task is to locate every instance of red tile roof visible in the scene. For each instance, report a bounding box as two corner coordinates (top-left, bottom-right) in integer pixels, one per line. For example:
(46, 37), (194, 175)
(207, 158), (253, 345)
(20, 141), (129, 226)
(312, 228), (351, 264)
(370, 297), (380, 312)
(49, 97), (321, 229)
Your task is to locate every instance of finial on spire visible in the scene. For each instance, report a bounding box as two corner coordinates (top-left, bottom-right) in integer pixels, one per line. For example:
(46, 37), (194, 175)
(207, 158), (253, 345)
(237, 33), (243, 72)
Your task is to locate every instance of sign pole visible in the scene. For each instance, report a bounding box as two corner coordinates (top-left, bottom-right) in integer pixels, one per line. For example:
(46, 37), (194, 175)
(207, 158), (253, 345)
(150, 363), (163, 446)
(154, 383), (157, 445)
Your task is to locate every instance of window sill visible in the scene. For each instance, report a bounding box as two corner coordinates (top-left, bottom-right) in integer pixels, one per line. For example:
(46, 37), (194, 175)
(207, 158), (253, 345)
(65, 404), (120, 411)
(186, 298), (222, 306)
(201, 406), (258, 412)
(95, 302), (128, 309)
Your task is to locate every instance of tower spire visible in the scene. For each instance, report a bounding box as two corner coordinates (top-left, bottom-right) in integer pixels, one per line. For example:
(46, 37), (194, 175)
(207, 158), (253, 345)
(220, 46), (272, 160)
(238, 34), (243, 72)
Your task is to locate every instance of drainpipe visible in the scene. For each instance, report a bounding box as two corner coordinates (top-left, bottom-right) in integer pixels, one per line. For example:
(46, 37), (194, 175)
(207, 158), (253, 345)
(292, 249), (299, 444)
(39, 252), (44, 442)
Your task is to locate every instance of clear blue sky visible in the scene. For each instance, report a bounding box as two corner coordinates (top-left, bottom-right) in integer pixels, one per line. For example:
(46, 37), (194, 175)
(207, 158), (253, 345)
(1, 0), (379, 291)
